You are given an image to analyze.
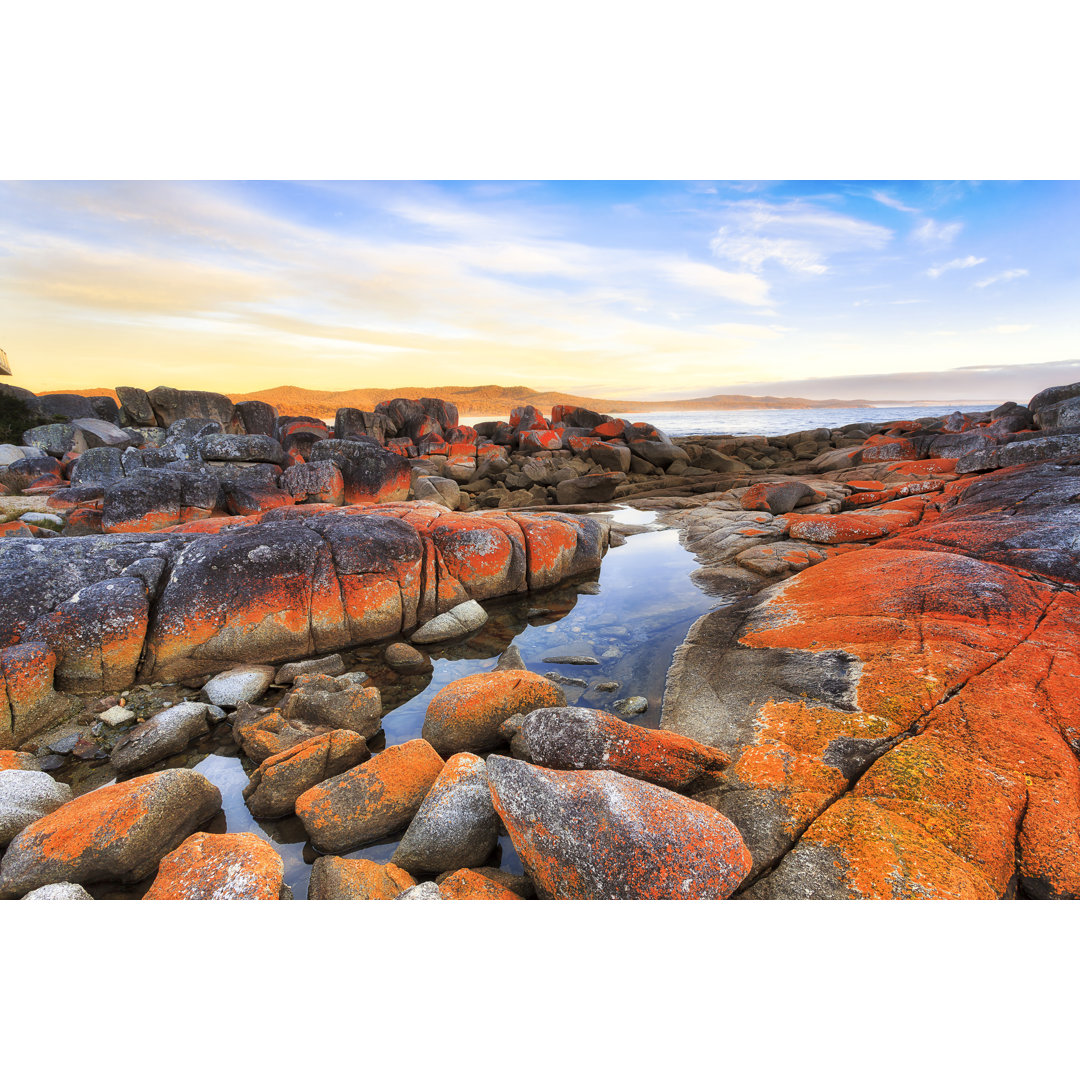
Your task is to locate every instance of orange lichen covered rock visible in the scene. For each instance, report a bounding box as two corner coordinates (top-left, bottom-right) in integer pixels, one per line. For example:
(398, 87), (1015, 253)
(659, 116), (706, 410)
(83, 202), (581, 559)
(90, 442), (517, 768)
(143, 831), (285, 900)
(0, 750), (41, 771)
(307, 856), (416, 899)
(295, 738), (445, 853)
(502, 706), (730, 790)
(437, 868), (522, 900)
(231, 707), (334, 764)
(243, 730), (370, 819)
(0, 642), (75, 750)
(487, 756), (752, 899)
(0, 769), (221, 897)
(422, 670), (566, 755)
(786, 505), (922, 544)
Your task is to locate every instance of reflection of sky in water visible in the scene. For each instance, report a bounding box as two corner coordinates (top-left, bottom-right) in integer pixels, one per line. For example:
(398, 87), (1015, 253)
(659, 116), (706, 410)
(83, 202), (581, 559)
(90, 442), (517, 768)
(109, 515), (726, 898)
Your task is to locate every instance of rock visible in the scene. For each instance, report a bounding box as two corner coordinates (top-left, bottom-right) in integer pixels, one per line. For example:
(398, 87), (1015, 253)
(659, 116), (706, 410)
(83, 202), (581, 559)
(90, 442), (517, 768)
(487, 757), (752, 899)
(440, 865), (535, 899)
(70, 446), (125, 486)
(231, 707), (333, 763)
(437, 868), (522, 899)
(555, 472), (622, 505)
(144, 832), (285, 899)
(21, 881), (94, 900)
(147, 386), (235, 429)
(493, 644), (527, 672)
(541, 655), (599, 665)
(410, 599), (488, 643)
(295, 738), (445, 852)
(0, 750), (42, 771)
(233, 400), (279, 438)
(396, 881), (446, 900)
(98, 705), (136, 727)
(0, 770), (72, 844)
(334, 407), (394, 444)
(740, 481), (814, 514)
(71, 417), (136, 450)
(422, 669), (566, 755)
(116, 387), (156, 427)
(281, 677), (383, 738)
(23, 423), (87, 458)
(308, 440), (412, 504)
(0, 769), (221, 897)
(503, 706), (729, 789)
(282, 460), (345, 505)
(307, 856), (416, 899)
(243, 730), (369, 819)
(198, 433), (287, 466)
(384, 642), (431, 673)
(110, 701), (210, 773)
(202, 664), (275, 707)
(0, 642), (75, 751)
(392, 753), (499, 875)
(612, 696), (648, 716)
(275, 654), (346, 684)
(589, 442), (632, 472)
(955, 434), (1080, 474)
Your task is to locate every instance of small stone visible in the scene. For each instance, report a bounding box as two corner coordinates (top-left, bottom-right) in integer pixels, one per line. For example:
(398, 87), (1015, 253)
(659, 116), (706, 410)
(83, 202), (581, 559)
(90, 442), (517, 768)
(613, 696), (649, 716)
(594, 681), (620, 693)
(396, 881), (447, 900)
(544, 672), (588, 687)
(202, 665), (275, 708)
(47, 734), (79, 755)
(35, 755), (66, 772)
(410, 599), (488, 644)
(206, 705), (227, 721)
(99, 705), (136, 727)
(541, 655), (600, 665)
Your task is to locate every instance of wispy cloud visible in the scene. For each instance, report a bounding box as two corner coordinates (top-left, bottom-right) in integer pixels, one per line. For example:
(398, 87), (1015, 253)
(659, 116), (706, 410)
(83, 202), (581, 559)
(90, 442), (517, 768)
(870, 190), (920, 213)
(976, 268), (1029, 288)
(913, 218), (963, 248)
(710, 199), (891, 275)
(661, 259), (770, 306)
(926, 255), (986, 278)
(991, 323), (1033, 333)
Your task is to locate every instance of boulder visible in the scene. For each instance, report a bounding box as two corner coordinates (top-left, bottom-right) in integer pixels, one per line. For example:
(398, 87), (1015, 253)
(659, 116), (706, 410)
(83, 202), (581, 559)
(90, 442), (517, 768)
(110, 701), (211, 773)
(422, 669), (566, 755)
(392, 753), (499, 875)
(243, 730), (370, 819)
(231, 707), (333, 763)
(116, 387), (157, 427)
(0, 769), (222, 897)
(275, 654), (346, 684)
(588, 441), (632, 472)
(309, 440), (412, 504)
(0, 643), (75, 751)
(740, 481), (814, 515)
(295, 738), (445, 852)
(23, 423), (87, 457)
(71, 446), (125, 486)
(35, 393), (97, 421)
(0, 770), (72, 845)
(335, 408), (394, 444)
(281, 677), (383, 738)
(71, 418), (136, 450)
(410, 599), (488, 643)
(143, 831), (285, 899)
(102, 471), (183, 532)
(503, 706), (730, 789)
(384, 642), (431, 673)
(555, 472), (622, 505)
(282, 460), (345, 505)
(233, 400), (279, 438)
(147, 386), (235, 429)
(488, 757), (751, 899)
(396, 881), (446, 900)
(437, 868), (523, 899)
(202, 664), (275, 708)
(307, 856), (416, 899)
(0, 750), (42, 771)
(198, 433), (286, 466)
(21, 882), (93, 900)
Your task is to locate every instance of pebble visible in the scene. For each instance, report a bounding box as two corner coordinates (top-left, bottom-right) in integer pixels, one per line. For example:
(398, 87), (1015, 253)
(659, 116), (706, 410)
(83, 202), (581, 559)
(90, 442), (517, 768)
(594, 681), (621, 693)
(613, 696), (649, 716)
(99, 705), (136, 727)
(544, 672), (588, 687)
(541, 655), (600, 665)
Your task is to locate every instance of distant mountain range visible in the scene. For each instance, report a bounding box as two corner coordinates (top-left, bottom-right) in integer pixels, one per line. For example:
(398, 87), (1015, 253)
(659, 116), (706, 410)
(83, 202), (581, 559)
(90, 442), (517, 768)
(43, 383), (885, 416)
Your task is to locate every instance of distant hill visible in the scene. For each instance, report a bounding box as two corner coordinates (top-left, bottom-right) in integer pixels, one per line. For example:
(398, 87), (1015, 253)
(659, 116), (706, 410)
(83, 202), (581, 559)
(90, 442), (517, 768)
(41, 383), (880, 416)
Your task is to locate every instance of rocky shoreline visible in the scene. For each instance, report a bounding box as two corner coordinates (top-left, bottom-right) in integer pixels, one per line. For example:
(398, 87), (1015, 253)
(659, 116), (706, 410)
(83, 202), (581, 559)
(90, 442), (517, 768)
(1, 379), (1077, 899)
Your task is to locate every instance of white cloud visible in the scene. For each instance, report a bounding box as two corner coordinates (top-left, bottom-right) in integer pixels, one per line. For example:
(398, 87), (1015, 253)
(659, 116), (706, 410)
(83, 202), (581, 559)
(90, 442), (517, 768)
(709, 199), (891, 275)
(870, 190), (920, 213)
(661, 259), (771, 306)
(976, 268), (1029, 288)
(926, 255), (986, 278)
(991, 324), (1033, 334)
(912, 218), (963, 247)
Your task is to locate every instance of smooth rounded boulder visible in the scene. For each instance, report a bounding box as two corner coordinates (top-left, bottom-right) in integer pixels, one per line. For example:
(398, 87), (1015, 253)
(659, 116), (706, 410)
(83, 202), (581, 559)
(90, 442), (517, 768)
(392, 753), (499, 875)
(503, 706), (730, 790)
(143, 831), (285, 899)
(422, 670), (566, 755)
(0, 769), (222, 897)
(110, 701), (211, 773)
(295, 739), (444, 852)
(0, 770), (72, 845)
(486, 756), (752, 899)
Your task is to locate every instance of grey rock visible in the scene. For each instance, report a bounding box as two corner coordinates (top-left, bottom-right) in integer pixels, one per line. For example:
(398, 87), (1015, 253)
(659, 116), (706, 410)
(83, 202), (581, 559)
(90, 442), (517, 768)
(23, 423), (88, 457)
(0, 771), (73, 844)
(493, 644), (527, 672)
(71, 418), (137, 450)
(383, 642), (431, 673)
(21, 882), (94, 900)
(202, 664), (275, 707)
(542, 655), (599, 665)
(393, 753), (499, 875)
(395, 881), (447, 900)
(110, 701), (210, 773)
(411, 599), (488, 643)
(612, 695), (649, 716)
(98, 705), (136, 727)
(275, 654), (347, 684)
(71, 446), (125, 485)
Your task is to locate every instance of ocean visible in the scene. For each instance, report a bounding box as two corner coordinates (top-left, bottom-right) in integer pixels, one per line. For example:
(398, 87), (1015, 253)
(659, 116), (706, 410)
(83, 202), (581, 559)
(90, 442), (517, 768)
(461, 404), (993, 439)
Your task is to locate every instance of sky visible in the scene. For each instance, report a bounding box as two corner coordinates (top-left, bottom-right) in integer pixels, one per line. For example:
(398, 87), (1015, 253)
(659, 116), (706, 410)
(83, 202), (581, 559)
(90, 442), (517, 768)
(1, 179), (1078, 402)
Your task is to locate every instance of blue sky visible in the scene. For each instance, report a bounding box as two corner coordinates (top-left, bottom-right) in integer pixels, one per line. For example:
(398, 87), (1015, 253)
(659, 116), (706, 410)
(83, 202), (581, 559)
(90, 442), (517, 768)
(2, 179), (1077, 400)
